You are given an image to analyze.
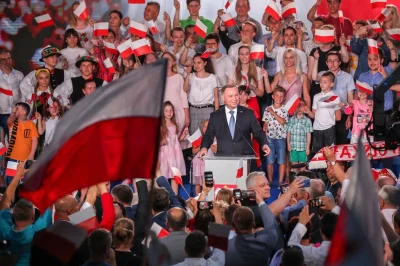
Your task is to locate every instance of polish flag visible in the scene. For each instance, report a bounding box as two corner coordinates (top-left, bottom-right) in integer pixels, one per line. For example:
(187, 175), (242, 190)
(0, 143), (7, 156)
(376, 7), (391, 23)
(370, 21), (382, 33)
(225, 0), (234, 9)
(19, 62), (166, 211)
(93, 22), (109, 37)
(201, 49), (213, 59)
(150, 222), (169, 238)
(371, 0), (386, 9)
(367, 39), (379, 55)
(103, 41), (119, 55)
(171, 167), (183, 185)
(356, 80), (373, 95)
(386, 28), (400, 41)
(0, 87), (13, 96)
(69, 207), (99, 233)
(187, 128), (203, 148)
(47, 97), (54, 107)
(345, 40), (351, 52)
(194, 19), (208, 39)
(117, 39), (133, 59)
(265, 1), (281, 22)
(379, 168), (397, 181)
(236, 159), (243, 178)
(35, 14), (55, 28)
(146, 20), (158, 34)
(250, 44), (264, 60)
(131, 39), (152, 56)
(128, 0), (145, 3)
(221, 13), (236, 28)
(371, 168), (381, 180)
(282, 2), (296, 19)
(73, 1), (89, 21)
(338, 10), (344, 24)
(319, 95), (339, 103)
(208, 222), (231, 251)
(129, 21), (148, 38)
(103, 58), (116, 74)
(6, 161), (18, 177)
(283, 94), (301, 115)
(315, 29), (335, 43)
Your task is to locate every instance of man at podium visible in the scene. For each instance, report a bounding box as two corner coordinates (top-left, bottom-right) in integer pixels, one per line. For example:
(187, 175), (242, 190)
(199, 85), (270, 158)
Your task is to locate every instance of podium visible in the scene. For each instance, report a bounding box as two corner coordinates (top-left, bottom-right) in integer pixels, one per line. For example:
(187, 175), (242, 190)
(203, 156), (258, 200)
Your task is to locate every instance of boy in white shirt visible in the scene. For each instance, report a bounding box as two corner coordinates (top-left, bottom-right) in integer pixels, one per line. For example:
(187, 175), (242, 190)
(304, 71), (341, 154)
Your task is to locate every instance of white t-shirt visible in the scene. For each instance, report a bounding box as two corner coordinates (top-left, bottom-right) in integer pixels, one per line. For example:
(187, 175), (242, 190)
(225, 66), (262, 98)
(312, 90), (341, 130)
(188, 73), (219, 106)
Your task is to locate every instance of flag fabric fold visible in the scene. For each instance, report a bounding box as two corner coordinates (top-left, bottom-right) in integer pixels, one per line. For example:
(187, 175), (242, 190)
(236, 159), (243, 178)
(315, 29), (335, 43)
(194, 19), (208, 39)
(367, 39), (379, 55)
(103, 58), (116, 74)
(73, 1), (89, 21)
(283, 94), (300, 115)
(20, 61), (167, 211)
(171, 167), (183, 185)
(131, 39), (152, 56)
(117, 39), (133, 59)
(69, 207), (99, 232)
(250, 44), (264, 60)
(130, 21), (148, 38)
(355, 80), (373, 95)
(35, 14), (55, 28)
(265, 1), (281, 21)
(93, 22), (109, 37)
(282, 2), (296, 18)
(221, 13), (236, 28)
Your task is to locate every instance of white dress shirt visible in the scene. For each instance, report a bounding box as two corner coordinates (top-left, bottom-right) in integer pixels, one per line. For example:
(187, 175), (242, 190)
(188, 73), (218, 106)
(288, 223), (331, 266)
(0, 69), (24, 114)
(265, 46), (308, 74)
(225, 106), (237, 126)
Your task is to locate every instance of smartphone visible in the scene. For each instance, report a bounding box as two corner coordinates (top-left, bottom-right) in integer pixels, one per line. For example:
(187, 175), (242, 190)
(302, 179), (311, 188)
(233, 189), (242, 201)
(198, 201), (213, 210)
(241, 190), (256, 201)
(204, 171), (214, 187)
(280, 184), (289, 194)
(24, 160), (33, 170)
(309, 197), (324, 208)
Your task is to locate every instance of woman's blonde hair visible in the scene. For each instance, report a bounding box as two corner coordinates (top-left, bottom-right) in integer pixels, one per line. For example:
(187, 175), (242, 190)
(69, 1), (90, 27)
(280, 48), (302, 81)
(113, 218), (134, 248)
(216, 188), (234, 205)
(385, 5), (400, 29)
(235, 45), (258, 87)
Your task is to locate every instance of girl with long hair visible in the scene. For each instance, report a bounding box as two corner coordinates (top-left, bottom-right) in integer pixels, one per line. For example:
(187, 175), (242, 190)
(66, 1), (94, 50)
(59, 28), (88, 77)
(93, 29), (120, 82)
(382, 4), (400, 49)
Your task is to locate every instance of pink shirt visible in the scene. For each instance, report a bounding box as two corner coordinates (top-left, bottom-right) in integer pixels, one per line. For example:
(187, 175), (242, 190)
(352, 100), (373, 136)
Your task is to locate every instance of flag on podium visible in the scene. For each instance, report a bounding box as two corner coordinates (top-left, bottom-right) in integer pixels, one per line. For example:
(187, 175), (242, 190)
(19, 61), (167, 211)
(236, 159), (243, 178)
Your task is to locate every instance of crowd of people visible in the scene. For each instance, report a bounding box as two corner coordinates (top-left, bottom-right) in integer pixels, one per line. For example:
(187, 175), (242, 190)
(0, 0), (400, 265)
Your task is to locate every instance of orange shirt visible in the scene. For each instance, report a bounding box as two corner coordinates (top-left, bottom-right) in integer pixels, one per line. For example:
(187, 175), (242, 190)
(6, 120), (39, 161)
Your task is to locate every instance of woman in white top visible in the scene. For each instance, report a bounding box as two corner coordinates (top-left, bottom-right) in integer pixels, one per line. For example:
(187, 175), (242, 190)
(184, 53), (219, 134)
(35, 97), (63, 148)
(58, 29), (89, 77)
(66, 1), (94, 50)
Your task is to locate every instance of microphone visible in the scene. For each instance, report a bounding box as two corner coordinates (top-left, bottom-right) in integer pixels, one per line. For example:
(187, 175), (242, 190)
(236, 123), (260, 157)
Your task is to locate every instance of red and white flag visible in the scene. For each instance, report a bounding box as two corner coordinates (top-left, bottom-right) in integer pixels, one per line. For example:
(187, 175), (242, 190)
(225, 0), (234, 9)
(73, 1), (89, 21)
(194, 19), (208, 39)
(187, 128), (203, 148)
(0, 143), (7, 156)
(128, 0), (145, 3)
(338, 10), (344, 24)
(146, 20), (158, 34)
(315, 29), (335, 43)
(345, 39), (351, 52)
(236, 159), (243, 178)
(201, 49), (213, 59)
(0, 87), (13, 96)
(47, 97), (54, 107)
(325, 140), (383, 266)
(171, 167), (183, 185)
(131, 39), (152, 56)
(319, 95), (339, 103)
(208, 223), (231, 251)
(19, 61), (166, 211)
(250, 44), (264, 60)
(386, 28), (400, 41)
(371, 0), (386, 8)
(103, 41), (119, 55)
(6, 161), (18, 177)
(103, 58), (116, 74)
(367, 38), (379, 55)
(282, 2), (296, 19)
(150, 222), (169, 238)
(35, 14), (55, 28)
(379, 168), (397, 181)
(117, 39), (133, 59)
(370, 21), (382, 33)
(371, 168), (381, 180)
(69, 207), (99, 233)
(356, 80), (373, 95)
(221, 13), (236, 28)
(265, 1), (281, 21)
(93, 22), (109, 37)
(283, 94), (300, 115)
(129, 21), (148, 38)
(376, 7), (391, 23)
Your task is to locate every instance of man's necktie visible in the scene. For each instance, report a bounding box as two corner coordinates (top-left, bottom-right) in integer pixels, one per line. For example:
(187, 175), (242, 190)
(229, 110), (235, 139)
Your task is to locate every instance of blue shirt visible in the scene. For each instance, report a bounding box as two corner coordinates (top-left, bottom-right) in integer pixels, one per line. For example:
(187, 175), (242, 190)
(257, 33), (278, 77)
(333, 70), (356, 105)
(358, 66), (393, 111)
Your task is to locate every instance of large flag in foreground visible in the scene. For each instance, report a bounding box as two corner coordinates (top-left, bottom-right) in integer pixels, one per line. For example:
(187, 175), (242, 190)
(325, 137), (383, 266)
(20, 61), (167, 211)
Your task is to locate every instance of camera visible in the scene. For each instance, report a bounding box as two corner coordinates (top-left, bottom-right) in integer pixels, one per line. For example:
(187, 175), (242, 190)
(309, 197), (324, 208)
(197, 201), (213, 210)
(232, 189), (256, 201)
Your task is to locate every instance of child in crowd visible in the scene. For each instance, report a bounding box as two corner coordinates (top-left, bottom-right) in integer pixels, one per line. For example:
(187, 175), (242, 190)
(35, 98), (63, 148)
(287, 99), (313, 166)
(25, 69), (53, 120)
(262, 86), (289, 184)
(305, 72), (341, 154)
(82, 79), (97, 97)
(59, 28), (89, 77)
(159, 101), (187, 194)
(192, 119), (217, 195)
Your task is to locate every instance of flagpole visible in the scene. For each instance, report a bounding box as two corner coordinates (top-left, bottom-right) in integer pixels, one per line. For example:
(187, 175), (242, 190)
(135, 54), (142, 66)
(180, 184), (190, 198)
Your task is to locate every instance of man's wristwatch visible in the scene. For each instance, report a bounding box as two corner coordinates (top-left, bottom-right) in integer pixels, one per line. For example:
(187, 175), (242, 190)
(330, 160), (337, 166)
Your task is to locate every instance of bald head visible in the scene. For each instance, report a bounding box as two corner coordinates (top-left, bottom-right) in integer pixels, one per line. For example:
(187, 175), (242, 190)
(167, 207), (187, 231)
(55, 195), (79, 218)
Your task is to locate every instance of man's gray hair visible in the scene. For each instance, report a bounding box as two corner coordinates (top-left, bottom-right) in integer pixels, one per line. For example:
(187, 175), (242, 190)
(246, 171), (266, 189)
(379, 185), (400, 206)
(306, 179), (326, 199)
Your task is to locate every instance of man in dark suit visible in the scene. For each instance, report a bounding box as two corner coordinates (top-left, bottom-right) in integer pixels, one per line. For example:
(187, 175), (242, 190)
(199, 84), (270, 157)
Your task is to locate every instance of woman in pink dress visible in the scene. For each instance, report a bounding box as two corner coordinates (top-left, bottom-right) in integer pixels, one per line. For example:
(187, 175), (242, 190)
(159, 101), (187, 194)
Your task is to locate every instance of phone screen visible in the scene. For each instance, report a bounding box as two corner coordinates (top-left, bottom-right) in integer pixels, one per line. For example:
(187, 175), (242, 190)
(204, 171), (213, 187)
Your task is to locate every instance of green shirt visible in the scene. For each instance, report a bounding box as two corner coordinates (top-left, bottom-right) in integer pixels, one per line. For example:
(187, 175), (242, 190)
(180, 16), (213, 43)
